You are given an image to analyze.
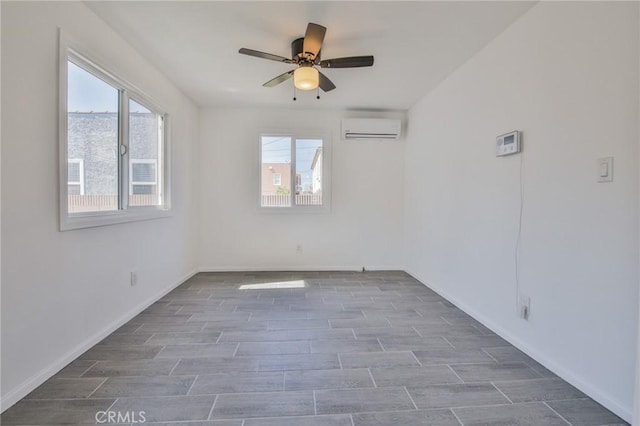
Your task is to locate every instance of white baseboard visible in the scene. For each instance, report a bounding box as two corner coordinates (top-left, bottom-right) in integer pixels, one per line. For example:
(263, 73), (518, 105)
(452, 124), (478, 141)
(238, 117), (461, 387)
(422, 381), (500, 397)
(405, 269), (633, 424)
(0, 268), (198, 413)
(197, 265), (404, 272)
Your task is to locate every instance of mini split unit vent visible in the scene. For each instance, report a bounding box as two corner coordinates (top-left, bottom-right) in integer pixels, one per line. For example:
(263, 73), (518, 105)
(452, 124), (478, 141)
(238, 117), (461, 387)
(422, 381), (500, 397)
(341, 118), (402, 140)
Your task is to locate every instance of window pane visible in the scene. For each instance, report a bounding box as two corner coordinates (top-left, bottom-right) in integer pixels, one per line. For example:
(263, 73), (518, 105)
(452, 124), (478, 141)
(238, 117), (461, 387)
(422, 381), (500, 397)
(295, 139), (323, 206)
(67, 61), (119, 213)
(261, 136), (291, 207)
(129, 99), (162, 207)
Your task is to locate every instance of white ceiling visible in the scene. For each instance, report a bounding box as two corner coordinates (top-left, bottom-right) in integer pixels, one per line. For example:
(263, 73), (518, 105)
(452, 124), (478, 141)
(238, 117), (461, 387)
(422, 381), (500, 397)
(86, 1), (535, 111)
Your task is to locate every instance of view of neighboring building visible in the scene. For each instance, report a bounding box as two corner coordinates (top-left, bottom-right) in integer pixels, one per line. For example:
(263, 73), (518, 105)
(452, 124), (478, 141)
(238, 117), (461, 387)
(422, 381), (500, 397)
(310, 146), (322, 195)
(67, 108), (162, 212)
(260, 163), (292, 196)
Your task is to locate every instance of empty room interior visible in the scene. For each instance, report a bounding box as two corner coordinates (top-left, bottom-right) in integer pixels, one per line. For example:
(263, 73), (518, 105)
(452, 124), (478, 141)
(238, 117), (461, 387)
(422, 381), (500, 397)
(2, 1), (640, 425)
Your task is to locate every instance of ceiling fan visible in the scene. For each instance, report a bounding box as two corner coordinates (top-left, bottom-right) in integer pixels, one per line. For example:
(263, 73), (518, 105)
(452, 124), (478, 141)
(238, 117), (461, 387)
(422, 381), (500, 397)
(239, 23), (374, 97)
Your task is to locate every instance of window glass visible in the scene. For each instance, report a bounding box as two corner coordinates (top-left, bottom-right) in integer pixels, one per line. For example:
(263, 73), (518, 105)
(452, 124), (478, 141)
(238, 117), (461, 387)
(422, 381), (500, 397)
(67, 61), (119, 213)
(129, 99), (162, 207)
(295, 139), (323, 206)
(261, 136), (292, 207)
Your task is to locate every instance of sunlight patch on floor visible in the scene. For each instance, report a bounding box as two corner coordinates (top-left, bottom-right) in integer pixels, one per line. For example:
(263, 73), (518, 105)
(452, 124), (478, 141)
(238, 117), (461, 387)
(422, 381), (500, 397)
(238, 280), (306, 290)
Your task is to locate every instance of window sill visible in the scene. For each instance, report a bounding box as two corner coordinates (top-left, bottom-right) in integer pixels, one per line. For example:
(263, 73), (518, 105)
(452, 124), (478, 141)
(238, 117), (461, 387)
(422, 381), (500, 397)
(60, 207), (172, 231)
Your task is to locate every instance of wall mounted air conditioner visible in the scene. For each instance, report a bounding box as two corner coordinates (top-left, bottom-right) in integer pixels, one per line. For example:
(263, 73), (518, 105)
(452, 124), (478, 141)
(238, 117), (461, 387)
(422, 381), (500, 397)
(341, 118), (402, 140)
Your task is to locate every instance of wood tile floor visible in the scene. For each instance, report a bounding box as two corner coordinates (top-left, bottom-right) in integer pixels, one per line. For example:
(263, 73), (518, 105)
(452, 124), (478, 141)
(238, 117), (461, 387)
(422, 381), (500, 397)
(1, 271), (629, 425)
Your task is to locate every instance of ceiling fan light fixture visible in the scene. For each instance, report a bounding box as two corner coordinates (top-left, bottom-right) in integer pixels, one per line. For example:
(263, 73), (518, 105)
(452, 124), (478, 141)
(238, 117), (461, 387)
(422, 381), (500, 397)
(294, 67), (319, 90)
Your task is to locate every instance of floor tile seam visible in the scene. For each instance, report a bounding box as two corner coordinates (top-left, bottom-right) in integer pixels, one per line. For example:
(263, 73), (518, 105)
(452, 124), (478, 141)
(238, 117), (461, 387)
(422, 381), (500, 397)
(376, 338), (387, 352)
(322, 406), (457, 417)
(408, 377), (552, 390)
(449, 407), (466, 426)
(141, 333), (156, 344)
(449, 358), (540, 370)
(446, 365), (465, 384)
(416, 360), (497, 368)
(349, 407), (456, 417)
(85, 377), (110, 399)
(83, 370), (195, 379)
(440, 316), (453, 325)
(403, 386), (419, 410)
(366, 368), (378, 388)
(207, 394), (219, 420)
(232, 343), (240, 357)
(73, 361), (100, 377)
(409, 350), (423, 366)
(185, 374), (199, 396)
(81, 393), (219, 401)
(168, 359), (181, 376)
(542, 401), (575, 426)
(106, 397), (119, 412)
(490, 381), (514, 404)
(441, 335), (456, 349)
(446, 401), (559, 413)
(17, 396), (118, 402)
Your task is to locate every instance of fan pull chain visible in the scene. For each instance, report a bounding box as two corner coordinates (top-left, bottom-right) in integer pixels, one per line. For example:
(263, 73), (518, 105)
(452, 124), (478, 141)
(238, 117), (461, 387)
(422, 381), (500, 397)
(293, 86), (297, 101)
(316, 87), (320, 100)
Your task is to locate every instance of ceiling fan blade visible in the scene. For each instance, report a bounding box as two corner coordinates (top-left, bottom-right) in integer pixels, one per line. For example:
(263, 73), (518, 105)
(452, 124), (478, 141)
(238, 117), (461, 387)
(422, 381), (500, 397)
(318, 56), (374, 68)
(302, 23), (326, 59)
(239, 48), (294, 64)
(263, 70), (295, 87)
(318, 71), (336, 92)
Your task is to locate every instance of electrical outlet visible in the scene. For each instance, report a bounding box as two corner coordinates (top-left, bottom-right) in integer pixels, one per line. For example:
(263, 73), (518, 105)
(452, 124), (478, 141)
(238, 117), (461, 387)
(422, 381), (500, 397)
(296, 244), (303, 254)
(519, 296), (530, 320)
(130, 271), (138, 287)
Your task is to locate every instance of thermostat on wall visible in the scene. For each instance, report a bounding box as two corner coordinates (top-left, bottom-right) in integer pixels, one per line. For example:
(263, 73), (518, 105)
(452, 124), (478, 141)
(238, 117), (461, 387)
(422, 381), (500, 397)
(496, 130), (521, 157)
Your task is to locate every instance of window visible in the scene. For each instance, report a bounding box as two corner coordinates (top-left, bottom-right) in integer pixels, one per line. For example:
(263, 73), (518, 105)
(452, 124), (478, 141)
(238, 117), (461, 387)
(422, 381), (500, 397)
(67, 159), (84, 196)
(59, 38), (170, 230)
(260, 133), (328, 210)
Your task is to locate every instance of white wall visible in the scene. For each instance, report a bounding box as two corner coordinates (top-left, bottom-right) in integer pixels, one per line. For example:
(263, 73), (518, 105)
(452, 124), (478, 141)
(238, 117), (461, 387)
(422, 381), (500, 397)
(632, 8), (640, 426)
(1, 2), (200, 409)
(199, 108), (404, 271)
(404, 2), (638, 422)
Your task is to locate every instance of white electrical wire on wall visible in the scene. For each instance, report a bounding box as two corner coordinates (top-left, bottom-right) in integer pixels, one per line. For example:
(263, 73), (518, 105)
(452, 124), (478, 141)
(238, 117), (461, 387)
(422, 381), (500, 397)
(514, 146), (524, 311)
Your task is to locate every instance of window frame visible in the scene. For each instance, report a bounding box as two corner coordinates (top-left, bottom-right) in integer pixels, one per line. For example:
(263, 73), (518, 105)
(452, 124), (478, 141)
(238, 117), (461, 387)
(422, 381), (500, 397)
(258, 130), (331, 213)
(59, 30), (171, 231)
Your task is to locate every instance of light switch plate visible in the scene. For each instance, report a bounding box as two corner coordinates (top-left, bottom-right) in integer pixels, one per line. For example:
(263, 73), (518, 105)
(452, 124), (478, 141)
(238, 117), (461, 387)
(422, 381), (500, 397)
(598, 157), (613, 183)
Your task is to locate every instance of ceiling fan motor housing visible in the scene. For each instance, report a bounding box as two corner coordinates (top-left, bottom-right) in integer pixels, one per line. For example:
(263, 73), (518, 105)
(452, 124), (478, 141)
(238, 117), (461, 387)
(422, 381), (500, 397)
(291, 37), (319, 62)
